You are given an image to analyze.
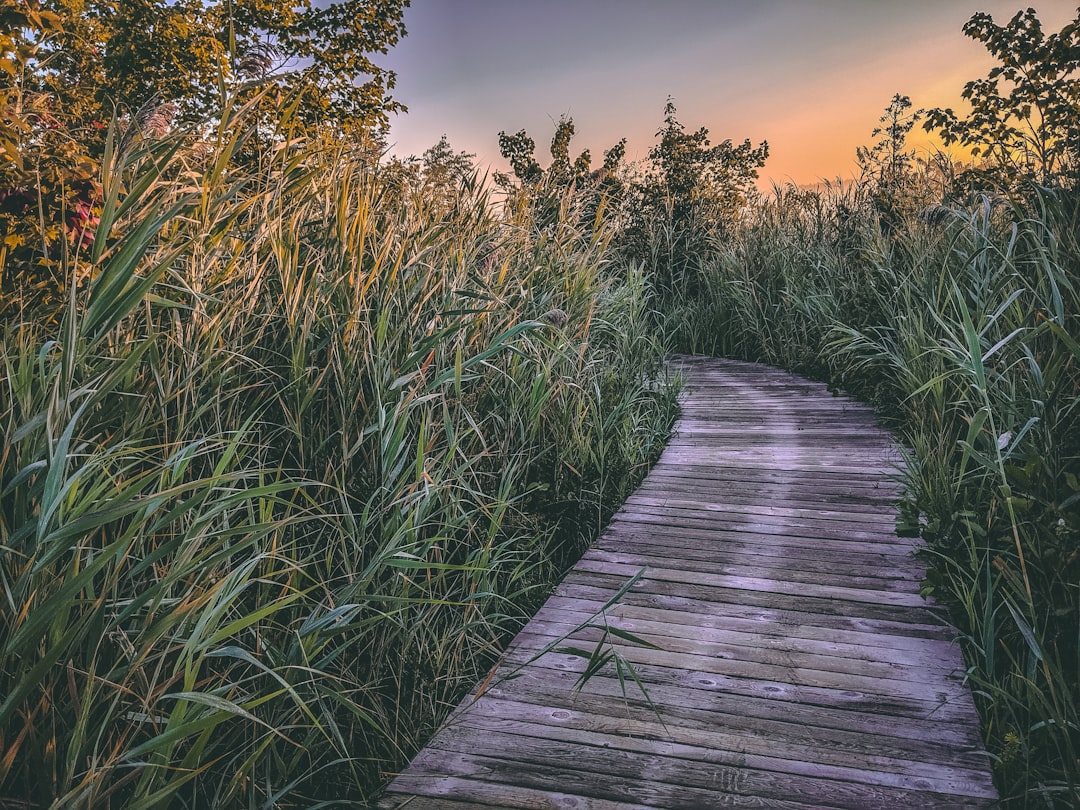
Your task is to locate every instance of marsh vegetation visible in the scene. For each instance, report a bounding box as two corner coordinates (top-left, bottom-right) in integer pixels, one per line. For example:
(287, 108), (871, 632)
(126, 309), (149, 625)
(1, 2), (1077, 806)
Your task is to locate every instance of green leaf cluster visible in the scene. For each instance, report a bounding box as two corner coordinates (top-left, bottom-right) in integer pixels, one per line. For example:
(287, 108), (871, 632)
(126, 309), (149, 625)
(0, 0), (409, 317)
(495, 115), (627, 237)
(31, 0), (409, 134)
(925, 7), (1080, 188)
(641, 97), (769, 233)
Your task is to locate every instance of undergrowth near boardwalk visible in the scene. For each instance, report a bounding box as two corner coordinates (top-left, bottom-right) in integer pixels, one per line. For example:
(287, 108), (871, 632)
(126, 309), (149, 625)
(3, 5), (1077, 804)
(668, 179), (1079, 806)
(0, 102), (677, 807)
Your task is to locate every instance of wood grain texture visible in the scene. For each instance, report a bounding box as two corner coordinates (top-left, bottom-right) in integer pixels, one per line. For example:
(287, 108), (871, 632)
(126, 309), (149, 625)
(380, 356), (997, 809)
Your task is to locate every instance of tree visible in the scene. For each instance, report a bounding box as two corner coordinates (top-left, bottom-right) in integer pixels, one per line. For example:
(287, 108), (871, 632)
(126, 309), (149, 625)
(644, 98), (768, 228)
(495, 115), (626, 233)
(0, 0), (409, 316)
(857, 93), (925, 228)
(0, 0), (99, 315)
(377, 135), (476, 220)
(924, 7), (1080, 188)
(626, 98), (768, 296)
(496, 116), (621, 192)
(33, 0), (409, 135)
(422, 135), (474, 187)
(496, 127), (542, 186)
(418, 134), (475, 217)
(0, 0), (64, 168)
(858, 94), (923, 192)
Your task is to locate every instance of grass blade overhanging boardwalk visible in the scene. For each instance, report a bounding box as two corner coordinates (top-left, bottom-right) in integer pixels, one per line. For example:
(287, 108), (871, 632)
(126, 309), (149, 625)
(380, 355), (998, 809)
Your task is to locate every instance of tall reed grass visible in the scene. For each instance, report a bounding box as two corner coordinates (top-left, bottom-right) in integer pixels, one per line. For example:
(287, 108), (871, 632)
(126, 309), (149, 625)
(673, 177), (1079, 806)
(0, 100), (676, 806)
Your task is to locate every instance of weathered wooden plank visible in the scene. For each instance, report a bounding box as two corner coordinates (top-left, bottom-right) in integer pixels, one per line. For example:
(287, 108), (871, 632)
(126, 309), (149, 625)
(569, 558), (932, 608)
(646, 462), (904, 487)
(606, 512), (912, 546)
(389, 762), (825, 810)
(529, 604), (960, 670)
(514, 617), (965, 684)
(430, 700), (997, 798)
(481, 652), (980, 747)
(552, 580), (957, 641)
(553, 575), (946, 638)
(631, 481), (899, 509)
(674, 422), (886, 432)
(641, 478), (902, 501)
(585, 546), (921, 589)
(633, 490), (899, 510)
(661, 442), (900, 456)
(673, 406), (878, 417)
(381, 780), (646, 809)
(668, 438), (891, 449)
(622, 494), (901, 526)
(467, 663), (986, 747)
(538, 595), (960, 655)
(505, 627), (972, 705)
(598, 523), (923, 564)
(615, 500), (899, 528)
(379, 797), (505, 810)
(401, 744), (991, 810)
(592, 534), (923, 577)
(380, 356), (996, 809)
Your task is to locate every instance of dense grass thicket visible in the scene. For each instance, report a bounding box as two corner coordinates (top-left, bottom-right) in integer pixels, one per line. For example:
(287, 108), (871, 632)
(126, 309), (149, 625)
(3, 5), (1079, 805)
(0, 105), (677, 806)
(670, 178), (1079, 805)
(6, 116), (1077, 806)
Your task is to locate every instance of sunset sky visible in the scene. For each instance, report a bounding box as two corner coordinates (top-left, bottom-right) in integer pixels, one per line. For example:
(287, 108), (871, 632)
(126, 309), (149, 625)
(380, 1), (1076, 188)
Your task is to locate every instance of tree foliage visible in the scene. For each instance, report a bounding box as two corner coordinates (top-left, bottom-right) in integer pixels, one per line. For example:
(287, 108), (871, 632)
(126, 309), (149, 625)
(12, 0), (408, 136)
(0, 0), (99, 313)
(497, 127), (541, 186)
(623, 98), (768, 297)
(494, 103), (768, 281)
(496, 116), (623, 192)
(0, 0), (409, 313)
(495, 115), (626, 233)
(421, 135), (475, 191)
(381, 134), (476, 219)
(639, 97), (769, 232)
(857, 93), (925, 227)
(925, 7), (1080, 188)
(858, 94), (923, 192)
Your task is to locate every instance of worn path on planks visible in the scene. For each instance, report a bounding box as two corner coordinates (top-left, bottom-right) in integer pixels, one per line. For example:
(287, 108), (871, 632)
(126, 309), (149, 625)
(380, 355), (997, 809)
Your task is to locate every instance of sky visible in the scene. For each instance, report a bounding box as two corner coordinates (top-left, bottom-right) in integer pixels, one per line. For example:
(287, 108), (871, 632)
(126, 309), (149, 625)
(378, 1), (1076, 188)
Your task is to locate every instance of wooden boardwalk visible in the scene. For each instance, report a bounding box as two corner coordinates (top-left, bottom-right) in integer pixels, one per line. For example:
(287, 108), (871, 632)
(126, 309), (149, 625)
(380, 356), (998, 809)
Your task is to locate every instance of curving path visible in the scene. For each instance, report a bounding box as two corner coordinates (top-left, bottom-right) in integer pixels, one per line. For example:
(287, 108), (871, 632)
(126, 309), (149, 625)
(379, 356), (997, 809)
